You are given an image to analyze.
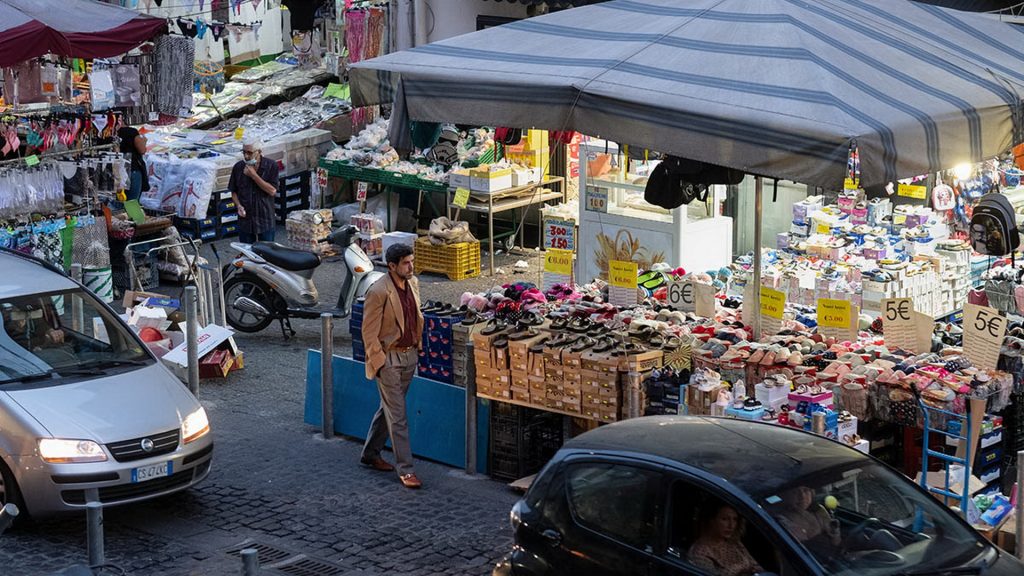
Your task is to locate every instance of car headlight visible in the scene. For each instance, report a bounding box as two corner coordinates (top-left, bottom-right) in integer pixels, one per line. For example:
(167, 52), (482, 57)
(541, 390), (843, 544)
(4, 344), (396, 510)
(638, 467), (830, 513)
(182, 407), (210, 444)
(38, 439), (107, 463)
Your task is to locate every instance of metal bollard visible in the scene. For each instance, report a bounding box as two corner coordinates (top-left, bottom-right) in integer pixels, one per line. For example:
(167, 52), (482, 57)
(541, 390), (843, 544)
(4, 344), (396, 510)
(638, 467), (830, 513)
(1017, 450), (1023, 560)
(70, 264), (84, 332)
(186, 285), (200, 396)
(240, 548), (259, 575)
(86, 502), (104, 567)
(465, 342), (477, 475)
(321, 313), (334, 439)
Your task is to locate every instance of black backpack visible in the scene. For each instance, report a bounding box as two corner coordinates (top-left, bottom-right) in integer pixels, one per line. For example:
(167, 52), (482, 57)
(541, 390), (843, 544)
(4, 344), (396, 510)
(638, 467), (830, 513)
(644, 156), (744, 210)
(970, 192), (1020, 256)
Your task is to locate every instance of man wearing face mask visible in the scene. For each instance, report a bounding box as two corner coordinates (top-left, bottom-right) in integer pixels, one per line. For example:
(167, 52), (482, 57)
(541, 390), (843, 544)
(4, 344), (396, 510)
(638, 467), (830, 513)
(229, 137), (280, 243)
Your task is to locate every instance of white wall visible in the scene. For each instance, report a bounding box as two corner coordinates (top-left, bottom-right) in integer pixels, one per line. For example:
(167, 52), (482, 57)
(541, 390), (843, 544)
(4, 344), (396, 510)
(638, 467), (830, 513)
(395, 0), (529, 50)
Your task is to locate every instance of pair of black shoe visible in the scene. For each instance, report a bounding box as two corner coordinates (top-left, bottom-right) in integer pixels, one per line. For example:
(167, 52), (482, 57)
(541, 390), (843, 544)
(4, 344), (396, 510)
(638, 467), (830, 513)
(421, 300), (457, 316)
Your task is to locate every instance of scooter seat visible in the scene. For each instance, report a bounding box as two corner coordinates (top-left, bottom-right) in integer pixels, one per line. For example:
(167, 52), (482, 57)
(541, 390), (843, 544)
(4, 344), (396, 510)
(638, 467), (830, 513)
(252, 242), (321, 271)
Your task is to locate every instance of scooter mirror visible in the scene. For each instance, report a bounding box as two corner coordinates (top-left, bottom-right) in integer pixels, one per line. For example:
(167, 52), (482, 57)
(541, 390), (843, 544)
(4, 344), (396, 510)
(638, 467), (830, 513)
(329, 225), (358, 247)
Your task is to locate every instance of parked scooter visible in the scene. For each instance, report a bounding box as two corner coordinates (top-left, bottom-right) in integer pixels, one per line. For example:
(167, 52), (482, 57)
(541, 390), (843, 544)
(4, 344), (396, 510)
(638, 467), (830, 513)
(218, 224), (383, 338)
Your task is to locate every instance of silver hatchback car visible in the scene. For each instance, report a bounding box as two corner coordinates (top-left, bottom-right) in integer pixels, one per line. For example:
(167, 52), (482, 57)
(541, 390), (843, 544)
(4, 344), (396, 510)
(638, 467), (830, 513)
(0, 249), (213, 517)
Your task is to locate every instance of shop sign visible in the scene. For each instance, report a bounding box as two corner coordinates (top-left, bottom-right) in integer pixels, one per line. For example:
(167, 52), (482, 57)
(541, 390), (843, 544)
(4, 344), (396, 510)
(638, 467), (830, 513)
(544, 218), (576, 251)
(963, 303), (1006, 370)
(897, 183), (927, 200)
(667, 279), (695, 313)
(356, 182), (368, 202)
(817, 298), (851, 328)
(586, 186), (608, 213)
(760, 287), (785, 320)
(695, 283), (716, 319)
(452, 187), (470, 209)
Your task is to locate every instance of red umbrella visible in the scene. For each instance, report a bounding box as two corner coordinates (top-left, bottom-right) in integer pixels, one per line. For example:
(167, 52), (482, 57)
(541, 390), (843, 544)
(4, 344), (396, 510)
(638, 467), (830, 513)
(0, 0), (167, 68)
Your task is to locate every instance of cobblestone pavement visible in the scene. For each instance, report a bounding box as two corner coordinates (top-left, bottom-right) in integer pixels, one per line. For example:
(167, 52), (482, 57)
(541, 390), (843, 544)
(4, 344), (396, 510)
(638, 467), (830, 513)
(0, 243), (545, 575)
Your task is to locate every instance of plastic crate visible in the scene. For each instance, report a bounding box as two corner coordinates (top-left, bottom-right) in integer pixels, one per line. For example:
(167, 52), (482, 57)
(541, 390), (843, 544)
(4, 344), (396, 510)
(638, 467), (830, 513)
(488, 400), (564, 482)
(413, 237), (481, 281)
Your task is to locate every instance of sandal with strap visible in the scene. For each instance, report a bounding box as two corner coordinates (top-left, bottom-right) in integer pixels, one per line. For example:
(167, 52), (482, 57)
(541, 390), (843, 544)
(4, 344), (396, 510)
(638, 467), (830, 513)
(481, 319), (507, 335)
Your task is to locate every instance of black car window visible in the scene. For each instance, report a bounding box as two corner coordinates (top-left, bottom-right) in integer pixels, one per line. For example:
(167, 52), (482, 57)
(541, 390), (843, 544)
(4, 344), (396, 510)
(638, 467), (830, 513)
(566, 462), (661, 552)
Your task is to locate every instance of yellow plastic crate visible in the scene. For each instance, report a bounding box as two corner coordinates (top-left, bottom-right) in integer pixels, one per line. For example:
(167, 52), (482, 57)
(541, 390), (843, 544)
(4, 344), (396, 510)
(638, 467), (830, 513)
(414, 237), (481, 281)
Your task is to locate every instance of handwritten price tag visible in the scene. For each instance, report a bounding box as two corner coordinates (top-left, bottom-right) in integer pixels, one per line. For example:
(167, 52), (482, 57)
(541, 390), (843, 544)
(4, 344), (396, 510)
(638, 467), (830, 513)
(544, 218), (575, 251)
(586, 187), (608, 213)
(544, 249), (573, 276)
(667, 279), (695, 313)
(452, 187), (470, 209)
(356, 181), (368, 202)
(760, 287), (785, 320)
(963, 303), (1006, 370)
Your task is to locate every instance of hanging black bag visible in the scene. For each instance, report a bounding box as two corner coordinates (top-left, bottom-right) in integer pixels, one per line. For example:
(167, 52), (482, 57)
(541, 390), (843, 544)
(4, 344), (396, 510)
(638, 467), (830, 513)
(969, 192), (1020, 256)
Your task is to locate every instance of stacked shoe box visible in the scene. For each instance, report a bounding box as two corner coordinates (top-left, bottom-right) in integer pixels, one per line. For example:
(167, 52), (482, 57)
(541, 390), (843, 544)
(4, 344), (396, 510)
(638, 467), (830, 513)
(618, 350), (665, 419)
(508, 332), (546, 404)
(418, 310), (460, 385)
(349, 300), (365, 362)
(644, 371), (688, 415)
(581, 352), (622, 422)
(474, 328), (511, 399)
(175, 216), (219, 241)
(451, 322), (476, 388)
(935, 243), (971, 314)
(275, 172), (312, 225)
(216, 193), (239, 238)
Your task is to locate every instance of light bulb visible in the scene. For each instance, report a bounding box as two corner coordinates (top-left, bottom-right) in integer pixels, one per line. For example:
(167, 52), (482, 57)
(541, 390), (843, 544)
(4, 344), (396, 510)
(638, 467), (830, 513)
(953, 163), (973, 180)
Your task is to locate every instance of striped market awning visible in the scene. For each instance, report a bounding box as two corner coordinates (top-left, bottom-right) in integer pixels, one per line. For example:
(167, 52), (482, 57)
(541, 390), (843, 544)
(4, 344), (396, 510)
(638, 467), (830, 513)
(351, 0), (1024, 188)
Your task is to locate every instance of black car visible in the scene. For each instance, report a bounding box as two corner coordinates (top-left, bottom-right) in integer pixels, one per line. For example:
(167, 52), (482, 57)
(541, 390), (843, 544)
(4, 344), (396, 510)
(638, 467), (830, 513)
(494, 416), (1023, 576)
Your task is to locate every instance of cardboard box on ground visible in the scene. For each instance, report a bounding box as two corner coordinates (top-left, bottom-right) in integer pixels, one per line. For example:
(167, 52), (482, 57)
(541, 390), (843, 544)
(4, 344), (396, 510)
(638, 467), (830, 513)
(122, 290), (243, 381)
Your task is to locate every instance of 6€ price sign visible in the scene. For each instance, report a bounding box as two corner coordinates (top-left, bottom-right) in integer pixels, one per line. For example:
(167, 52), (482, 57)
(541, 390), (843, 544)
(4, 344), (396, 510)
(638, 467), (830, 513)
(667, 279), (695, 313)
(963, 303), (1007, 370)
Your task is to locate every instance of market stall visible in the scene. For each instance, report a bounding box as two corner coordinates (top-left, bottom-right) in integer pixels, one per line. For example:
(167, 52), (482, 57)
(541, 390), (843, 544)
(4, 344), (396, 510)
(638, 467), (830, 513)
(333, 0), (1024, 538)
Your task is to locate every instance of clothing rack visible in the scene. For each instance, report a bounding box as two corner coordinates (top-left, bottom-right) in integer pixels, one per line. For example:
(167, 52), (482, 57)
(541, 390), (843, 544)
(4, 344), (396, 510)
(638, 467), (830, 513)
(0, 142), (120, 168)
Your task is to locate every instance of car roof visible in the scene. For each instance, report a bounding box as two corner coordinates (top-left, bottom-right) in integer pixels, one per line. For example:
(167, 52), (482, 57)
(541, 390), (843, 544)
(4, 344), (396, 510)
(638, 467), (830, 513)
(0, 250), (77, 299)
(563, 415), (871, 497)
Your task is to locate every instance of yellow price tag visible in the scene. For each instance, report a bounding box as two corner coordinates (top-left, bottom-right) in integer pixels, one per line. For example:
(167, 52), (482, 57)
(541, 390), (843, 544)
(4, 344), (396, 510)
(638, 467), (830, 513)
(897, 183), (927, 199)
(234, 127), (244, 140)
(608, 260), (638, 289)
(544, 249), (573, 276)
(210, 139), (228, 145)
(843, 178), (858, 190)
(760, 287), (786, 320)
(453, 188), (470, 209)
(817, 299), (851, 329)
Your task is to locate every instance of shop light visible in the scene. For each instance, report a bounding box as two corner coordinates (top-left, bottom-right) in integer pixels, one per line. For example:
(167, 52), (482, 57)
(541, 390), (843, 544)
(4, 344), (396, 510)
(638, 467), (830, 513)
(953, 163), (973, 180)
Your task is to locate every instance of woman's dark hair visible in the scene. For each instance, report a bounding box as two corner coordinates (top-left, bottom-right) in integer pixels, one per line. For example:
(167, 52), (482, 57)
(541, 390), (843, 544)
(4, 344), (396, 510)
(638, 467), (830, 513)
(386, 243), (414, 266)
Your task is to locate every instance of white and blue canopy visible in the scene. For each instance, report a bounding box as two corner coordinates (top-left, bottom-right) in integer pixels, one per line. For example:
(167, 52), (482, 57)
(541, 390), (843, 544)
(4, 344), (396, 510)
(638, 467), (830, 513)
(351, 0), (1024, 188)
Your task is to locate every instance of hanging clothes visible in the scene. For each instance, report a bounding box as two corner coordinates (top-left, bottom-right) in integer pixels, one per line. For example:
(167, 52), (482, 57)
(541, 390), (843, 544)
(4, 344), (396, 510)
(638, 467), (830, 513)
(154, 35), (195, 117)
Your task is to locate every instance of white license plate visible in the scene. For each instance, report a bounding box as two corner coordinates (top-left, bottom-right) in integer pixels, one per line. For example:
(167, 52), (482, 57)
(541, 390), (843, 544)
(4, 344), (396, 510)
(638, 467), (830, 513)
(131, 461), (172, 483)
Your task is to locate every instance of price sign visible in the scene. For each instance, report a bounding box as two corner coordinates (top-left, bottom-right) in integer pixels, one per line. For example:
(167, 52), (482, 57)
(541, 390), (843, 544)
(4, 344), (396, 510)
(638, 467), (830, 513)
(608, 260), (638, 308)
(667, 279), (695, 313)
(898, 183), (927, 199)
(544, 249), (573, 276)
(843, 177), (859, 190)
(817, 299), (852, 329)
(963, 303), (1007, 370)
(695, 283), (716, 319)
(544, 218), (576, 252)
(816, 222), (831, 235)
(760, 287), (786, 320)
(882, 298), (922, 353)
(543, 249), (573, 292)
(452, 187), (470, 209)
(24, 155), (39, 167)
(356, 182), (368, 202)
(586, 187), (608, 213)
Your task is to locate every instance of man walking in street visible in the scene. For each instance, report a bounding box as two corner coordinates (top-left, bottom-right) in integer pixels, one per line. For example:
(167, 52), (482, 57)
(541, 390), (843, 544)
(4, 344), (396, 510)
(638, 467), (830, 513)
(229, 136), (279, 244)
(360, 243), (424, 489)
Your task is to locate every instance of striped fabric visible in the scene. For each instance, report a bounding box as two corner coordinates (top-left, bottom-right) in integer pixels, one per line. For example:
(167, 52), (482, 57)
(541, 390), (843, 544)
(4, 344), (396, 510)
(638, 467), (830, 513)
(351, 0), (1024, 188)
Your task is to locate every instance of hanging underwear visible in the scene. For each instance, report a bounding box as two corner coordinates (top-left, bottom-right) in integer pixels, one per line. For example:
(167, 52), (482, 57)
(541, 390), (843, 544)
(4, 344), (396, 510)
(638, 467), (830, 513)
(195, 19), (208, 39)
(177, 18), (198, 38)
(210, 23), (226, 41)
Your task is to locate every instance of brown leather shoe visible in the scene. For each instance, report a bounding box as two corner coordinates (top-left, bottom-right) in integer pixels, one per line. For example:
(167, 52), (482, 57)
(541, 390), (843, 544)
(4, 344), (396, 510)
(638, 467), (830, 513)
(399, 473), (422, 489)
(360, 457), (395, 472)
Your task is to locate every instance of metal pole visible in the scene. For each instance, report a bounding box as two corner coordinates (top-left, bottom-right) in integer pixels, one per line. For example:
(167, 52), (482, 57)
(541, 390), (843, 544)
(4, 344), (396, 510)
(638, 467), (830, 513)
(186, 285), (200, 396)
(321, 313), (334, 439)
(465, 342), (477, 475)
(86, 502), (104, 567)
(204, 268), (216, 327)
(216, 264), (227, 327)
(752, 176), (763, 339)
(1017, 450), (1023, 559)
(70, 264), (84, 332)
(241, 548), (259, 575)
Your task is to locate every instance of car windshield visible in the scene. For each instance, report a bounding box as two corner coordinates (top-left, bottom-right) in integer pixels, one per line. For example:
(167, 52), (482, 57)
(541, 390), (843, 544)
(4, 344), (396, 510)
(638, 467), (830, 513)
(758, 460), (990, 576)
(0, 289), (150, 386)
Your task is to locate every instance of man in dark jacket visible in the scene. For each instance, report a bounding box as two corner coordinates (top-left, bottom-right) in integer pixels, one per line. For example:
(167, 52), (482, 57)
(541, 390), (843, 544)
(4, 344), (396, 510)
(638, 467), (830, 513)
(229, 137), (279, 243)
